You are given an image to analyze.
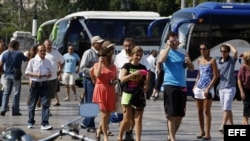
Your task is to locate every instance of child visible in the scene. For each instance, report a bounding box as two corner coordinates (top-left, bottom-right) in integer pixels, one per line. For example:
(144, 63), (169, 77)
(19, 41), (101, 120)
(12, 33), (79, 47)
(117, 46), (149, 141)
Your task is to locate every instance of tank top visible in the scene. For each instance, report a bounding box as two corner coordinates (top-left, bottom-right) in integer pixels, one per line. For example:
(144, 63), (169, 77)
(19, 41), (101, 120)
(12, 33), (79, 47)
(197, 63), (213, 89)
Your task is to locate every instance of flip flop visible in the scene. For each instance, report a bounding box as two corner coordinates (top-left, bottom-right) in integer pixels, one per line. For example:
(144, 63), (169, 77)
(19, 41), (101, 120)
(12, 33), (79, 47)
(107, 131), (114, 136)
(99, 130), (114, 136)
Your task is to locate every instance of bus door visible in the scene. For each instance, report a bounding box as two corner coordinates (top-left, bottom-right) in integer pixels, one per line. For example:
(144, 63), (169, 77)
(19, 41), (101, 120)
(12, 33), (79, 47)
(147, 18), (170, 51)
(147, 18), (170, 38)
(64, 18), (90, 57)
(52, 18), (70, 54)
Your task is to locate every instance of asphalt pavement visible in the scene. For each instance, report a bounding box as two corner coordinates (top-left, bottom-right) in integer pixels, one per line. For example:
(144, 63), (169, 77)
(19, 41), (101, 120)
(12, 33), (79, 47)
(0, 84), (244, 141)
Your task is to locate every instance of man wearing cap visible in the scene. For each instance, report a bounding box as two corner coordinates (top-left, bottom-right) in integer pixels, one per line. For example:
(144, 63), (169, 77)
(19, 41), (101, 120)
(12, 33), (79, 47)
(79, 35), (104, 132)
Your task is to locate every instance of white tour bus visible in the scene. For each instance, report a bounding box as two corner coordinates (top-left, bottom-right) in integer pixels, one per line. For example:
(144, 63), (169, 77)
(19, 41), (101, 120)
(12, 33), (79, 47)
(48, 11), (169, 57)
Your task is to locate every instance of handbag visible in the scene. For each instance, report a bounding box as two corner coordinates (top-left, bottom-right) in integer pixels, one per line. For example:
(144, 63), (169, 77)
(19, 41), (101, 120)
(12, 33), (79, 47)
(110, 112), (123, 123)
(13, 68), (22, 80)
(115, 79), (123, 96)
(115, 94), (123, 113)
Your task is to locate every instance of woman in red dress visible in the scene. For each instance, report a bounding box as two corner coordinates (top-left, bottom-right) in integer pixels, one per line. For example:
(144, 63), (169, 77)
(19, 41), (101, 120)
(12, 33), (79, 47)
(92, 42), (117, 141)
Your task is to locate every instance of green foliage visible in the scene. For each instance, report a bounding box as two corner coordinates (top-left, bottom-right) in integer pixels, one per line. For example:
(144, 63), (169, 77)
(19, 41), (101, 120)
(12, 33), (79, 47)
(2, 0), (250, 41)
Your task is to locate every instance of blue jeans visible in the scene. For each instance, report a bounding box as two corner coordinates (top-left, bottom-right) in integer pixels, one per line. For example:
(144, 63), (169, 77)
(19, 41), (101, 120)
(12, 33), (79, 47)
(0, 74), (21, 114)
(81, 78), (95, 129)
(28, 81), (50, 125)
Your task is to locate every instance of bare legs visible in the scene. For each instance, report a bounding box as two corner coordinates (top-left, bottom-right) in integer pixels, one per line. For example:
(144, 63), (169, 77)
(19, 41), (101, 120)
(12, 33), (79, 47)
(167, 116), (182, 141)
(97, 110), (111, 141)
(134, 110), (143, 141)
(64, 84), (77, 101)
(222, 110), (234, 125)
(118, 106), (132, 141)
(242, 116), (249, 125)
(118, 106), (144, 141)
(196, 99), (212, 139)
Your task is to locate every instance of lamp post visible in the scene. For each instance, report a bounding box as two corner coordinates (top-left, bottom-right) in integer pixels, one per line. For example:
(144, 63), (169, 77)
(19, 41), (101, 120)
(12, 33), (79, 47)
(32, 0), (37, 45)
(69, 0), (78, 13)
(121, 0), (131, 11)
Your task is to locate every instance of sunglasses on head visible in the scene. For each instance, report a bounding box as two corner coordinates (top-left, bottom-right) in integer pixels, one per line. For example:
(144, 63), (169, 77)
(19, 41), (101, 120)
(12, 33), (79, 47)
(98, 54), (107, 57)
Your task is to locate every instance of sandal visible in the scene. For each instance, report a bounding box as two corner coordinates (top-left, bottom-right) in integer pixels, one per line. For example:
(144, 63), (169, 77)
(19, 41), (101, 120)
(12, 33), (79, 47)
(202, 136), (211, 140)
(197, 133), (205, 139)
(96, 130), (101, 141)
(107, 131), (114, 136)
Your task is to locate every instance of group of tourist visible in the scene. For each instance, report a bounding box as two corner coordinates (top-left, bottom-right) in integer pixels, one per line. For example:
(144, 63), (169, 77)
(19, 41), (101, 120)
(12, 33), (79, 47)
(0, 31), (250, 141)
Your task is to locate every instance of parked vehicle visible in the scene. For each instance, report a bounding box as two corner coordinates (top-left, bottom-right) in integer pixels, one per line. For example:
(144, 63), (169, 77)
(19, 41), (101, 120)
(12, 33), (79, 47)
(160, 2), (250, 99)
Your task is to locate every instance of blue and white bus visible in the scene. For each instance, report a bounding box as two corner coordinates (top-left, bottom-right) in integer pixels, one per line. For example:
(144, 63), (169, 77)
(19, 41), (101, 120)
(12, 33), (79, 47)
(49, 11), (169, 57)
(160, 2), (250, 99)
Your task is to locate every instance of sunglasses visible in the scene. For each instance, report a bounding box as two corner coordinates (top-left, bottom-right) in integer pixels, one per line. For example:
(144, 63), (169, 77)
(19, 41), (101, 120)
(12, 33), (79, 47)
(220, 50), (228, 53)
(200, 48), (207, 51)
(98, 54), (107, 57)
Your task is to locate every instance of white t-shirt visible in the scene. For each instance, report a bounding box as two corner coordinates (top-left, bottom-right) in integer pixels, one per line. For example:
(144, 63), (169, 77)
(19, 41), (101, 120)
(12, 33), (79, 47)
(114, 49), (151, 79)
(45, 49), (64, 80)
(147, 54), (156, 73)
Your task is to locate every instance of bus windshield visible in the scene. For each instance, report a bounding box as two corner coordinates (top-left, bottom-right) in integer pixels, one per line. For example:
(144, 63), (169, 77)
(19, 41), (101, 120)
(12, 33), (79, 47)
(85, 19), (161, 46)
(49, 11), (168, 57)
(36, 19), (57, 44)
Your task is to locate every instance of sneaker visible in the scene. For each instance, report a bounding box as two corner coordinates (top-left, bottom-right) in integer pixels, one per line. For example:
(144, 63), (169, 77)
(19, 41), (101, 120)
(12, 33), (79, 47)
(27, 123), (33, 129)
(41, 124), (53, 130)
(124, 131), (134, 141)
(150, 96), (156, 101)
(74, 95), (78, 100)
(218, 125), (224, 133)
(80, 123), (87, 129)
(155, 94), (159, 100)
(53, 103), (60, 106)
(12, 113), (22, 116)
(63, 97), (70, 101)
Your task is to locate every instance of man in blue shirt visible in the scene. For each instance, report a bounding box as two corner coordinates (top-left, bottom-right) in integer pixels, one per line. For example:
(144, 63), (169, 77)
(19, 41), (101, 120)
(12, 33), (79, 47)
(0, 40), (28, 116)
(62, 45), (80, 101)
(158, 32), (194, 141)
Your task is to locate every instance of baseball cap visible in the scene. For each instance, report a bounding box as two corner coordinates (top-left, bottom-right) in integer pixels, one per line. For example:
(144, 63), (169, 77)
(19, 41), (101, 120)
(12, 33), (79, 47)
(102, 40), (115, 48)
(91, 36), (104, 44)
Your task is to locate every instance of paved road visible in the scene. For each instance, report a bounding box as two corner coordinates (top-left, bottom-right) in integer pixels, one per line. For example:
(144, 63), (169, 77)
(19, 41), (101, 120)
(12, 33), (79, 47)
(0, 84), (243, 141)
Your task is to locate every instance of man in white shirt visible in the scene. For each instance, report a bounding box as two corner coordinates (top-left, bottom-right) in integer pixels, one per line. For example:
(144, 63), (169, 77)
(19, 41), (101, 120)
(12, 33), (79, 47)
(114, 38), (151, 79)
(44, 39), (65, 107)
(25, 44), (53, 130)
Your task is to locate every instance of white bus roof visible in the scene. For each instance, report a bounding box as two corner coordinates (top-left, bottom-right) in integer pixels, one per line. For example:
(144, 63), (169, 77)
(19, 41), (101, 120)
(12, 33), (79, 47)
(64, 11), (162, 20)
(39, 19), (58, 27)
